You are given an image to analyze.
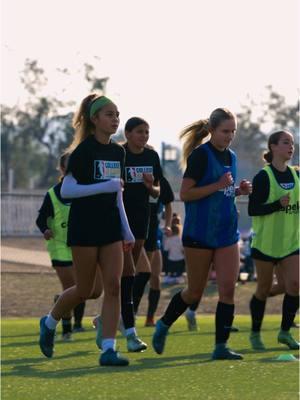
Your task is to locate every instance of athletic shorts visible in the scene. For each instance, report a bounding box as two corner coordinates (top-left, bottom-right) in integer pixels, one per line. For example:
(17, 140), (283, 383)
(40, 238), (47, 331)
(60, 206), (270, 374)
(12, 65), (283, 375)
(51, 260), (72, 268)
(68, 207), (123, 246)
(182, 237), (238, 250)
(251, 248), (299, 263)
(126, 205), (150, 240)
(144, 221), (159, 252)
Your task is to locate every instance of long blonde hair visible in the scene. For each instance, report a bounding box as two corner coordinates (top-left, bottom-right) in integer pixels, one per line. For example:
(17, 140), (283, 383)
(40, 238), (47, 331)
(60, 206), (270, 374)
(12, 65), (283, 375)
(66, 93), (100, 153)
(179, 108), (235, 169)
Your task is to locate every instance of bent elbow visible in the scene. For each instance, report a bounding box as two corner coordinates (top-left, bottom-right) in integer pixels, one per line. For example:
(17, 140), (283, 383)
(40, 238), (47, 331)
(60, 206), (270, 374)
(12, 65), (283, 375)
(60, 185), (72, 199)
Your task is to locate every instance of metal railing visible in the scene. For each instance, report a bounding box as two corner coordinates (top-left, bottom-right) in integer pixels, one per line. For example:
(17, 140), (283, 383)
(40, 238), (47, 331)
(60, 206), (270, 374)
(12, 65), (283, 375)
(1, 192), (251, 237)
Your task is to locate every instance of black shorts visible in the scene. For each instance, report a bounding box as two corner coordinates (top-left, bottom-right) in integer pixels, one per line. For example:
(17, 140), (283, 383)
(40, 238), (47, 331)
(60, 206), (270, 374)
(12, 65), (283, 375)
(144, 219), (159, 252)
(67, 207), (123, 246)
(126, 205), (150, 240)
(167, 259), (185, 275)
(182, 236), (238, 250)
(52, 260), (73, 268)
(251, 248), (299, 263)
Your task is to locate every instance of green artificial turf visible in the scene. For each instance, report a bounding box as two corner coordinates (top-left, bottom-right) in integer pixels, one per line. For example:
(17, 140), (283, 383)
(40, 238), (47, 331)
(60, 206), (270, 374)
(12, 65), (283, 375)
(1, 316), (299, 400)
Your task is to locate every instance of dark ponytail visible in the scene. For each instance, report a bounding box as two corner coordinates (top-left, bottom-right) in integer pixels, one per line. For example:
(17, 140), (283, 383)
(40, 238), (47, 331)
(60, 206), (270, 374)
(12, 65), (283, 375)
(263, 130), (289, 163)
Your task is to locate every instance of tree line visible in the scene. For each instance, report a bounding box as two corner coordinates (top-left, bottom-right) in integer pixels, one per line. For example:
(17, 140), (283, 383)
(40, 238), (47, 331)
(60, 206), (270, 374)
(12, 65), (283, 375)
(1, 60), (299, 190)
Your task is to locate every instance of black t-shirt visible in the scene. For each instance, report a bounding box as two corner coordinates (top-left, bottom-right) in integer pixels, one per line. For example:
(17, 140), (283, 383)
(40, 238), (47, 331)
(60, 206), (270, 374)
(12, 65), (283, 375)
(183, 141), (232, 181)
(123, 144), (163, 209)
(149, 176), (175, 218)
(66, 136), (125, 245)
(248, 164), (299, 216)
(36, 181), (70, 234)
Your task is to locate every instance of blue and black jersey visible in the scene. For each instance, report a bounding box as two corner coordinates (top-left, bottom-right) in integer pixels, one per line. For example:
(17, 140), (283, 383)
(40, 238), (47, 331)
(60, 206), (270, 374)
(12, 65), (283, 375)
(182, 142), (239, 249)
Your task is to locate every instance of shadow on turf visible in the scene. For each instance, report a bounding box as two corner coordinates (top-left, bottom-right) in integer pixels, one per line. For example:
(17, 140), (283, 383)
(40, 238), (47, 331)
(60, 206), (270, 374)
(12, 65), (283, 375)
(1, 327), (94, 339)
(2, 334), (98, 348)
(1, 350), (92, 367)
(2, 352), (215, 379)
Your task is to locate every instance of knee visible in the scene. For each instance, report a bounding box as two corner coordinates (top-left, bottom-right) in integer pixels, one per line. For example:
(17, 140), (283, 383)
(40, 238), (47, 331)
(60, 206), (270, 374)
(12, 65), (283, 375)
(76, 290), (90, 303)
(183, 289), (202, 305)
(123, 264), (135, 276)
(89, 287), (102, 299)
(219, 285), (235, 303)
(285, 280), (299, 296)
(256, 283), (273, 300)
(150, 275), (160, 289)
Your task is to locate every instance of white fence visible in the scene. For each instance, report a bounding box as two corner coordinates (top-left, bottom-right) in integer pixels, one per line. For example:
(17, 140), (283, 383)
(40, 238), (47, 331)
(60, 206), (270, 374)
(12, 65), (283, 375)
(1, 193), (43, 236)
(1, 192), (251, 237)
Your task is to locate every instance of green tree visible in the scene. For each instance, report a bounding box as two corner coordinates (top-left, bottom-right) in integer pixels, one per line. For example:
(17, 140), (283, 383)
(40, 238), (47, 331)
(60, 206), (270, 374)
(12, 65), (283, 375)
(1, 59), (109, 189)
(232, 86), (299, 179)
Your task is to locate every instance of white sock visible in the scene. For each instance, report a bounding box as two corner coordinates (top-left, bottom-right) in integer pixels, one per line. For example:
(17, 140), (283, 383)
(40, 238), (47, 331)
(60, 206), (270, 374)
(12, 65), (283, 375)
(45, 314), (59, 330)
(102, 338), (116, 352)
(125, 327), (136, 337)
(186, 308), (196, 318)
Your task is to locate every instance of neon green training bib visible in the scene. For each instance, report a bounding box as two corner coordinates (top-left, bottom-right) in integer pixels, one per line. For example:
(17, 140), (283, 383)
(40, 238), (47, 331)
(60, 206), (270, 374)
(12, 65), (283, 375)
(46, 187), (72, 262)
(251, 165), (299, 258)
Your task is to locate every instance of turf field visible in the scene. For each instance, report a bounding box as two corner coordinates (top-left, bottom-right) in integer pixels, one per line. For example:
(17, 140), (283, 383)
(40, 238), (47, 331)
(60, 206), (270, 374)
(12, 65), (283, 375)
(2, 316), (299, 400)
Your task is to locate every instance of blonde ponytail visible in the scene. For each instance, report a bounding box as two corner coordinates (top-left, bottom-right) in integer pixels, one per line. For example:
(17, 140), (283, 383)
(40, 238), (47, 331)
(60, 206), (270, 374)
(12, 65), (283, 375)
(179, 108), (236, 170)
(66, 93), (100, 153)
(179, 119), (210, 169)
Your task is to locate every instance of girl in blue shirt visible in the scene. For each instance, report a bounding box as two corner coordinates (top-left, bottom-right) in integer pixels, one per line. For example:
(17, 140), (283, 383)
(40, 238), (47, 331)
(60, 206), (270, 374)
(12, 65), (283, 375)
(152, 108), (252, 360)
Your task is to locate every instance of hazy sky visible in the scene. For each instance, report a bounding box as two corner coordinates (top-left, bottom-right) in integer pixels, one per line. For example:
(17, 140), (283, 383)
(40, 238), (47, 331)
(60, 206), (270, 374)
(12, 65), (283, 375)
(1, 0), (299, 151)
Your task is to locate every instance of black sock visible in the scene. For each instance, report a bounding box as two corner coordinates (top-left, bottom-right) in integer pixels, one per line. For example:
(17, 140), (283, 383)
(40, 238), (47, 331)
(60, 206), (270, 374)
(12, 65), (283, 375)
(250, 295), (266, 332)
(62, 318), (72, 334)
(215, 302), (234, 344)
(133, 272), (151, 314)
(73, 302), (86, 328)
(161, 291), (189, 327)
(147, 289), (160, 318)
(281, 294), (299, 331)
(189, 300), (200, 312)
(121, 276), (135, 329)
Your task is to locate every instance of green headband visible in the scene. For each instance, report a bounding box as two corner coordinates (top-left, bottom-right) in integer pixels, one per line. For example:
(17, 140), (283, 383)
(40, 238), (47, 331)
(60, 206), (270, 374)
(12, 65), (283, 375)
(89, 96), (113, 118)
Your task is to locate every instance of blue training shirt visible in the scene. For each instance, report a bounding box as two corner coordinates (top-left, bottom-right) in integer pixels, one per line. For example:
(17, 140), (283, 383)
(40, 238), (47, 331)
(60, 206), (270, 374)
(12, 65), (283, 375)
(182, 142), (239, 248)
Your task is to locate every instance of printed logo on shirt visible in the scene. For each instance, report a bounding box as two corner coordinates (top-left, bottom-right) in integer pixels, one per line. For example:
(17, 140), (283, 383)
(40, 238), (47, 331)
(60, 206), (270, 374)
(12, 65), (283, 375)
(218, 185), (235, 198)
(280, 182), (295, 190)
(280, 200), (299, 214)
(94, 160), (121, 180)
(125, 166), (153, 183)
(149, 195), (158, 204)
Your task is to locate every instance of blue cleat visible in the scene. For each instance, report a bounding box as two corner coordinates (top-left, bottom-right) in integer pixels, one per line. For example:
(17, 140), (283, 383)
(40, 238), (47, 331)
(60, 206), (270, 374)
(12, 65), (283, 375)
(152, 319), (169, 354)
(73, 325), (85, 333)
(39, 316), (55, 358)
(212, 344), (243, 360)
(278, 330), (299, 350)
(99, 348), (129, 366)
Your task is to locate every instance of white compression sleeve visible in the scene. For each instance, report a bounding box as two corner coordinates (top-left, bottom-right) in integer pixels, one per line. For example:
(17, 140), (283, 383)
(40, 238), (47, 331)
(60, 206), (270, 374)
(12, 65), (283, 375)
(61, 174), (122, 199)
(116, 190), (135, 243)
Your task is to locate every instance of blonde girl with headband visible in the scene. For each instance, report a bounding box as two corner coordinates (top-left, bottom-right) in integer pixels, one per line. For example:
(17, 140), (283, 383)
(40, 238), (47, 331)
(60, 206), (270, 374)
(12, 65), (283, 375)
(39, 94), (135, 367)
(248, 130), (299, 351)
(152, 108), (252, 360)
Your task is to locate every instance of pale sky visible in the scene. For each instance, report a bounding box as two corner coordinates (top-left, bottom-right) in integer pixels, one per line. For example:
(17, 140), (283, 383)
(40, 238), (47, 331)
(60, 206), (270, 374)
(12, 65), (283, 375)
(1, 0), (299, 152)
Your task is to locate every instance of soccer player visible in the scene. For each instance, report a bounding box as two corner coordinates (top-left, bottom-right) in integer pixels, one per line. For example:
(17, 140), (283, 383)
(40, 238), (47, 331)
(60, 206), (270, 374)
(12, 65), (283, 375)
(133, 175), (174, 326)
(39, 94), (134, 366)
(152, 108), (252, 360)
(36, 154), (86, 340)
(248, 130), (299, 350)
